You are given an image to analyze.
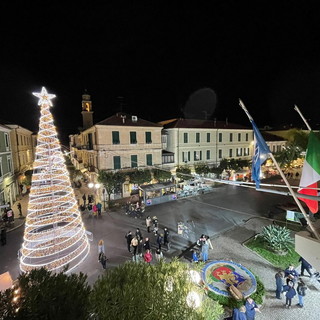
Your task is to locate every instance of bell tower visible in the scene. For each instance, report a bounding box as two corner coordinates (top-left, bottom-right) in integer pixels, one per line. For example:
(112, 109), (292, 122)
(81, 91), (93, 129)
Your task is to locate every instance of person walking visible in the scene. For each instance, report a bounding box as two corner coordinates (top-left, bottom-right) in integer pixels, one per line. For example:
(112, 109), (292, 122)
(146, 216), (152, 233)
(245, 297), (261, 320)
(0, 226), (7, 246)
(96, 202), (102, 216)
(284, 265), (299, 285)
(205, 235), (213, 250)
(135, 228), (143, 241)
(98, 251), (107, 269)
(93, 204), (98, 218)
(155, 248), (163, 263)
(282, 281), (296, 309)
(6, 208), (14, 225)
(125, 231), (133, 253)
(143, 237), (150, 251)
(152, 216), (159, 235)
(17, 202), (22, 217)
(275, 271), (284, 299)
(156, 233), (163, 250)
(98, 239), (105, 255)
(299, 256), (313, 277)
(296, 278), (307, 308)
(144, 249), (152, 264)
(163, 227), (170, 251)
(82, 194), (87, 206)
(131, 236), (139, 257)
(137, 239), (143, 262)
(201, 240), (209, 262)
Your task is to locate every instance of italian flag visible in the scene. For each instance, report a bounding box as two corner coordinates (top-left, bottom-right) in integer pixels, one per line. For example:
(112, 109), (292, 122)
(298, 131), (320, 214)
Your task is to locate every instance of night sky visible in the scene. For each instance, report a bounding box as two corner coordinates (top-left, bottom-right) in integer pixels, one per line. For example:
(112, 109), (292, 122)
(1, 2), (320, 144)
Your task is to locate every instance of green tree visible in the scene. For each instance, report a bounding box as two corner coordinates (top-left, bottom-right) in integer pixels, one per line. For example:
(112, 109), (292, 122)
(218, 159), (228, 171)
(127, 169), (152, 185)
(152, 168), (172, 182)
(98, 170), (126, 204)
(89, 260), (223, 320)
(176, 165), (191, 181)
(194, 163), (210, 175)
(0, 268), (91, 320)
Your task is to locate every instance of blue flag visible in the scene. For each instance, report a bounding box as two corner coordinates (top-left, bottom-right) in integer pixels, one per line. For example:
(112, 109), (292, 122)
(251, 120), (271, 188)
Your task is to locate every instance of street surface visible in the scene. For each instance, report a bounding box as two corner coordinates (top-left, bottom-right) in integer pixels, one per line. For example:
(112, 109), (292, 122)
(1, 184), (286, 285)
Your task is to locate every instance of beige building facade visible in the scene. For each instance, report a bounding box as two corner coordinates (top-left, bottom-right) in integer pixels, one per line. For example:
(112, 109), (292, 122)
(160, 119), (254, 168)
(6, 124), (34, 180)
(70, 112), (163, 198)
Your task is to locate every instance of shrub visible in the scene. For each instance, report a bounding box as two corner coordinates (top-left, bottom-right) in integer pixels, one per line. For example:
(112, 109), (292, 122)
(261, 225), (294, 253)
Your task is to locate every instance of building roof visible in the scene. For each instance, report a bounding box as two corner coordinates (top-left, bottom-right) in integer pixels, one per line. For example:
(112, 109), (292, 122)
(96, 113), (162, 128)
(261, 131), (288, 142)
(159, 118), (250, 130)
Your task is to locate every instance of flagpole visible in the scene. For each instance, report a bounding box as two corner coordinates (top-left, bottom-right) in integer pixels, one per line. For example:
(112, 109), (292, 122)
(240, 99), (320, 240)
(294, 105), (312, 130)
(269, 152), (320, 240)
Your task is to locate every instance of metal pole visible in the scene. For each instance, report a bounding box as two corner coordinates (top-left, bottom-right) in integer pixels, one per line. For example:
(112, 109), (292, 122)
(294, 105), (312, 130)
(269, 152), (320, 240)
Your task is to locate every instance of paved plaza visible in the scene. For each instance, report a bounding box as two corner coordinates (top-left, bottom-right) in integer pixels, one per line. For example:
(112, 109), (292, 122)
(1, 184), (319, 319)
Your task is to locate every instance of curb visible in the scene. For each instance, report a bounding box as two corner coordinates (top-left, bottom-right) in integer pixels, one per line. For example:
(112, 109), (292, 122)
(6, 218), (25, 233)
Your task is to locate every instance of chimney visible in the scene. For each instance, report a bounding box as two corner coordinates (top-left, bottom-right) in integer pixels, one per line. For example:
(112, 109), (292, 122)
(225, 117), (228, 126)
(214, 118), (217, 127)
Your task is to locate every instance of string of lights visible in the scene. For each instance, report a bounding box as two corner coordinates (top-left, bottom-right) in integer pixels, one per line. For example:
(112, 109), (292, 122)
(20, 87), (90, 273)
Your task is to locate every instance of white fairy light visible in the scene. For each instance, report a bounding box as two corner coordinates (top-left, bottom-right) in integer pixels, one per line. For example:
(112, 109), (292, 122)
(186, 291), (201, 309)
(188, 270), (201, 284)
(20, 87), (89, 273)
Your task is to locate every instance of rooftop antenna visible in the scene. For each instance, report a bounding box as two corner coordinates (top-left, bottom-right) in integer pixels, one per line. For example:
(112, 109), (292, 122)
(117, 96), (124, 112)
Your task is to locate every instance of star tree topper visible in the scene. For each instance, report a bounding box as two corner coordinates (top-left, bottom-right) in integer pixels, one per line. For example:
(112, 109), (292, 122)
(33, 87), (56, 106)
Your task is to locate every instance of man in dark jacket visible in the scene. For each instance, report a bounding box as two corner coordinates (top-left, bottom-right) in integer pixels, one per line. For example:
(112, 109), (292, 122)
(156, 233), (163, 250)
(275, 271), (284, 299)
(125, 231), (133, 252)
(284, 265), (299, 285)
(299, 256), (313, 277)
(163, 227), (170, 251)
(143, 237), (150, 251)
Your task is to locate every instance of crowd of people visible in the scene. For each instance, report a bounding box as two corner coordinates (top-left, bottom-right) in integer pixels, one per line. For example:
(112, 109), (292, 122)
(274, 256), (313, 309)
(79, 194), (102, 217)
(190, 234), (213, 263)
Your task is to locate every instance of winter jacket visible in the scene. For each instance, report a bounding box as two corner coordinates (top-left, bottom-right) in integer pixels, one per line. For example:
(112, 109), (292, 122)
(144, 252), (152, 263)
(275, 274), (283, 290)
(297, 283), (307, 296)
(299, 257), (312, 269)
(283, 285), (296, 299)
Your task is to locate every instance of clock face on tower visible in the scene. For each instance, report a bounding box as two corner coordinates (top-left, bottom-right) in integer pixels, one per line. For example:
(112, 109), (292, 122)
(82, 102), (91, 112)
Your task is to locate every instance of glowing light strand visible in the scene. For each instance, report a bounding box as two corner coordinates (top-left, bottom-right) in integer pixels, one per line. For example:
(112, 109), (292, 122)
(20, 87), (89, 273)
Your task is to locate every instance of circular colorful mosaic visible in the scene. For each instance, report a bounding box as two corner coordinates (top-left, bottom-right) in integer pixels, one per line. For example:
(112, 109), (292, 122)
(201, 260), (257, 297)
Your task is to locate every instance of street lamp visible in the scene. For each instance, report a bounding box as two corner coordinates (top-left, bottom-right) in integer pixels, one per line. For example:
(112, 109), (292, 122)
(88, 183), (101, 203)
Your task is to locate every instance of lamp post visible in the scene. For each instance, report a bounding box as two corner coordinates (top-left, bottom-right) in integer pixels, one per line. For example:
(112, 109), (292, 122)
(102, 188), (107, 211)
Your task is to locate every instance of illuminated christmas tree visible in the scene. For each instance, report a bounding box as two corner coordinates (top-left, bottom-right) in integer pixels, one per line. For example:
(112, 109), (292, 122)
(20, 87), (90, 273)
